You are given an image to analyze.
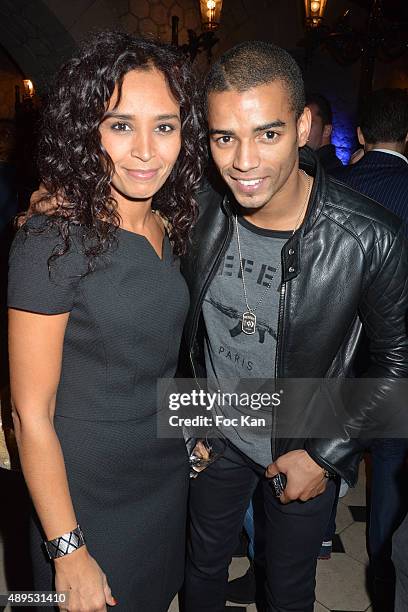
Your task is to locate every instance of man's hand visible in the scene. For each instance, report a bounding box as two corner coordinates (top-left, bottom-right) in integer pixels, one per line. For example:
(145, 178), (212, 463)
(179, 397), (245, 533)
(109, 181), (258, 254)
(265, 450), (328, 504)
(30, 183), (61, 214)
(17, 184), (63, 227)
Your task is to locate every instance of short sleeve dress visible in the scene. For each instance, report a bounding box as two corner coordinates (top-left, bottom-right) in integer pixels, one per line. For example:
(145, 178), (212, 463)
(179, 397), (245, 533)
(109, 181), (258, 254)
(8, 216), (190, 611)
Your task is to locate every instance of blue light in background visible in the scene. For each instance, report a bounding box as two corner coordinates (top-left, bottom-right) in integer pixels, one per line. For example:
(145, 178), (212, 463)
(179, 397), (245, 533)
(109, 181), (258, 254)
(331, 111), (357, 165)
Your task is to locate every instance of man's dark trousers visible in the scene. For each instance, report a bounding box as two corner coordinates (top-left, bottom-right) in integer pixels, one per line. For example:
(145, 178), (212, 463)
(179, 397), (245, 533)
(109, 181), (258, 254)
(183, 439), (336, 612)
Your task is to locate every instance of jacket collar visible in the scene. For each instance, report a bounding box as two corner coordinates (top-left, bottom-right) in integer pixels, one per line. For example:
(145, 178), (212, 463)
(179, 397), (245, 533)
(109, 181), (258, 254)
(361, 149), (408, 166)
(299, 145), (327, 235)
(220, 145), (327, 237)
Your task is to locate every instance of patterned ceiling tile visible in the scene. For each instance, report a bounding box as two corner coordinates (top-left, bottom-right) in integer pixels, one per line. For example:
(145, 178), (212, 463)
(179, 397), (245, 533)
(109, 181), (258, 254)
(139, 17), (159, 36)
(184, 6), (200, 30)
(161, 0), (176, 8)
(169, 1), (184, 28)
(157, 22), (172, 41)
(129, 0), (149, 19)
(121, 12), (140, 34)
(111, 0), (129, 19)
(150, 3), (168, 25)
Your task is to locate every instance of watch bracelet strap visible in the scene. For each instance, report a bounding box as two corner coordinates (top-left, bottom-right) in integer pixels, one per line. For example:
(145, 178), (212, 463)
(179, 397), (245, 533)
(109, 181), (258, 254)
(44, 524), (86, 560)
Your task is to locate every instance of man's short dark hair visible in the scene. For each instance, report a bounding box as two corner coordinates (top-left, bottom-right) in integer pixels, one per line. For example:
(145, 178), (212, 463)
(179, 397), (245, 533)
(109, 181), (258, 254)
(359, 88), (408, 144)
(305, 93), (333, 126)
(205, 40), (305, 118)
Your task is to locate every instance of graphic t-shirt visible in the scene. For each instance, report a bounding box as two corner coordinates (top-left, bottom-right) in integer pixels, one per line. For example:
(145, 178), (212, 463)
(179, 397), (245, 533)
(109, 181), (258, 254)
(203, 216), (291, 466)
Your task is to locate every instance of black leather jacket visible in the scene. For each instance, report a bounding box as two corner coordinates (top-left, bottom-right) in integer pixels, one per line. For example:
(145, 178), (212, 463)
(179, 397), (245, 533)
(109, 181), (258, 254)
(181, 147), (408, 486)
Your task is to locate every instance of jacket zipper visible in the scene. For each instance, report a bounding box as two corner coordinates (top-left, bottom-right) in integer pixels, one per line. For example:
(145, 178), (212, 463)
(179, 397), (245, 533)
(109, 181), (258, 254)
(272, 280), (286, 460)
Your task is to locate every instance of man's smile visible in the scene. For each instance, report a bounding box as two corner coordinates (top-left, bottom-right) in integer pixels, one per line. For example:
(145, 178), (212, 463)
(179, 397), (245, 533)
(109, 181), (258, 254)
(229, 176), (268, 194)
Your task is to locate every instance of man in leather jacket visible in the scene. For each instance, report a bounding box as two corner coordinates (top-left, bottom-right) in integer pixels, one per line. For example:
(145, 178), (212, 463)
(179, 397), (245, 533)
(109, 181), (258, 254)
(181, 41), (408, 612)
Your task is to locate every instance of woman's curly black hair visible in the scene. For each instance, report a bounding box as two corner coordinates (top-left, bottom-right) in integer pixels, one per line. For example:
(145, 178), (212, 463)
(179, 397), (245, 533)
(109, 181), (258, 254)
(30, 30), (207, 268)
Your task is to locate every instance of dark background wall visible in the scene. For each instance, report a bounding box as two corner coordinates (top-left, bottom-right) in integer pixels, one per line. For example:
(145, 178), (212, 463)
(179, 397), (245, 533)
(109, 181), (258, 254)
(0, 49), (24, 122)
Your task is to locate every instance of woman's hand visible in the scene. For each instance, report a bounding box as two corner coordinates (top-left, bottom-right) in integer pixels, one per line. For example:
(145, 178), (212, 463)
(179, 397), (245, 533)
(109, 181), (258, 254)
(55, 546), (117, 611)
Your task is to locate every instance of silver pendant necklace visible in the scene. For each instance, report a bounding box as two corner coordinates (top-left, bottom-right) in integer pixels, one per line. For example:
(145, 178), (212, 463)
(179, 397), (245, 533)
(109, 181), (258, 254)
(235, 172), (312, 335)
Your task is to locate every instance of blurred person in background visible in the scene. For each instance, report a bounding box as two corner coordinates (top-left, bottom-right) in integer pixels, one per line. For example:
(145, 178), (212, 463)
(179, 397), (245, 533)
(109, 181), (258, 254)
(332, 88), (408, 611)
(333, 88), (408, 224)
(305, 93), (343, 172)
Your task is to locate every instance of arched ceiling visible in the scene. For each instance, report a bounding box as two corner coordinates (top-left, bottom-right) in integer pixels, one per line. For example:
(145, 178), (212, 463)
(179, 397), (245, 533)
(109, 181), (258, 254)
(0, 0), (77, 92)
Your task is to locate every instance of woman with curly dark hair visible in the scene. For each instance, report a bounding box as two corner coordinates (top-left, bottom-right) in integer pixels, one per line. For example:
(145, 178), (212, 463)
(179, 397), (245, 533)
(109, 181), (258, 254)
(8, 31), (206, 611)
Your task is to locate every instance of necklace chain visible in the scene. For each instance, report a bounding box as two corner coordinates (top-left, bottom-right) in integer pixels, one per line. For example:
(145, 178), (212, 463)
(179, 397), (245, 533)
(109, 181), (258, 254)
(235, 217), (272, 314)
(235, 171), (312, 332)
